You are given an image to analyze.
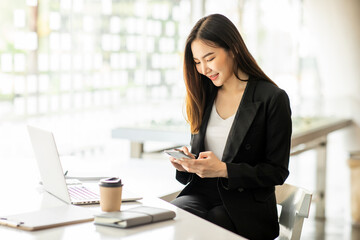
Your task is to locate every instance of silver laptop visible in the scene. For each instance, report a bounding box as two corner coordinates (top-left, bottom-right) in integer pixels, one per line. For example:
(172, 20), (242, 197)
(27, 125), (142, 205)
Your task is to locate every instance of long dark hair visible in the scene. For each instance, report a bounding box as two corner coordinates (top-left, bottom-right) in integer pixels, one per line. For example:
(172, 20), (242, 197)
(184, 14), (276, 133)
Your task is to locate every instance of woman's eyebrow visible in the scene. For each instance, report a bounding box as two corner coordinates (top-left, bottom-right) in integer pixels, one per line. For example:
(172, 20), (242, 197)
(193, 52), (214, 60)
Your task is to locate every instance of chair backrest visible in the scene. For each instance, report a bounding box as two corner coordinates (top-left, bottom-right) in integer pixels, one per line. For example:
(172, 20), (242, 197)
(275, 183), (312, 240)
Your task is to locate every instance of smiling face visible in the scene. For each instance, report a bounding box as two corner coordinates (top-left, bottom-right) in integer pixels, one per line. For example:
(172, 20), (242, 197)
(191, 39), (236, 87)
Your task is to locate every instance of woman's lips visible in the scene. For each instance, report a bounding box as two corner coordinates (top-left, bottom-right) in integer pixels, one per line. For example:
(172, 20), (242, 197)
(209, 73), (219, 81)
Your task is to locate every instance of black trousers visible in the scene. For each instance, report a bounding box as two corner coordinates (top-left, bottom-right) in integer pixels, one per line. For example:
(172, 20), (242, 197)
(171, 194), (237, 234)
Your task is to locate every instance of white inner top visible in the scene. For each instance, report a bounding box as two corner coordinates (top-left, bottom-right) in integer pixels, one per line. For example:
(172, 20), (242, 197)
(204, 102), (236, 160)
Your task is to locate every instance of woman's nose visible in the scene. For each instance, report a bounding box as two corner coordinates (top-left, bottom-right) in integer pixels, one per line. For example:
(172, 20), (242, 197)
(201, 63), (210, 75)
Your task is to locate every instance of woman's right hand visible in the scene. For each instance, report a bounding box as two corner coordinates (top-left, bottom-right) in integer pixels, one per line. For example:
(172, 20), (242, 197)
(169, 157), (187, 172)
(169, 146), (194, 172)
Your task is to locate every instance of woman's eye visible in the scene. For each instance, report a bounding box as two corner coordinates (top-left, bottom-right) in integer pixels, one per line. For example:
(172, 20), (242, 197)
(194, 61), (200, 65)
(207, 57), (215, 62)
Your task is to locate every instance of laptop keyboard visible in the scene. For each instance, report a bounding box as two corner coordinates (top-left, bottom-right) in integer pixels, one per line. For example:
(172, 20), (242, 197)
(68, 185), (100, 202)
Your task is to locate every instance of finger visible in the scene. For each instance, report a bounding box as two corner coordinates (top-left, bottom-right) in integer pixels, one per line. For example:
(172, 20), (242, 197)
(185, 153), (196, 159)
(170, 161), (186, 172)
(170, 158), (182, 164)
(170, 158), (181, 165)
(179, 158), (194, 165)
(181, 159), (199, 173)
(183, 148), (197, 159)
(170, 161), (179, 168)
(169, 158), (179, 166)
(174, 159), (190, 170)
(173, 159), (185, 169)
(181, 146), (190, 155)
(198, 151), (211, 159)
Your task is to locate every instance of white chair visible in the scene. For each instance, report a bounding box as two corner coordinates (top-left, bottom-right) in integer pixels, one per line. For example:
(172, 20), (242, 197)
(275, 183), (312, 240)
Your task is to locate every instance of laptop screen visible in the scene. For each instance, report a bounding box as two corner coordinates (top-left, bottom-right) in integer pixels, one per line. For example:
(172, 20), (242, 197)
(27, 125), (72, 204)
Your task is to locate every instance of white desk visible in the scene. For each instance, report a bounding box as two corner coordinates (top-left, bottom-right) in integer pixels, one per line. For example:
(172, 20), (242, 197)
(0, 193), (244, 240)
(0, 156), (244, 240)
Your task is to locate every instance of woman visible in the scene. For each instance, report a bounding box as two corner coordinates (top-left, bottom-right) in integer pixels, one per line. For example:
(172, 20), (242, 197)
(169, 14), (292, 239)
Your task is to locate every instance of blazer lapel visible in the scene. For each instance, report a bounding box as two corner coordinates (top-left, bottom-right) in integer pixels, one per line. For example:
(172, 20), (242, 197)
(222, 80), (261, 163)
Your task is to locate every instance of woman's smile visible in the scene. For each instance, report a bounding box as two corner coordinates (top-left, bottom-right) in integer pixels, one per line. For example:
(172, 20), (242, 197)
(208, 73), (219, 81)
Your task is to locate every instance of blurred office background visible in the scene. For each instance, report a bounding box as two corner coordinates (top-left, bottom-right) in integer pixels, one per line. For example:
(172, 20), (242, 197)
(0, 0), (360, 239)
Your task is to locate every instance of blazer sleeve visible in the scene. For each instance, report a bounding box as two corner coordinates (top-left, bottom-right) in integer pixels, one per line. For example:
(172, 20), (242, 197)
(175, 170), (192, 185)
(175, 134), (195, 185)
(223, 89), (292, 190)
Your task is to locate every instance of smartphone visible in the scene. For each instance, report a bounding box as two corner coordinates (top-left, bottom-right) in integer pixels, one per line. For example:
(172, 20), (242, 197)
(164, 149), (193, 160)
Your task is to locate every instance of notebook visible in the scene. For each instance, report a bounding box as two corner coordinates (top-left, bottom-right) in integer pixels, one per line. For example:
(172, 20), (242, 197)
(94, 206), (176, 228)
(27, 125), (142, 205)
(0, 205), (94, 231)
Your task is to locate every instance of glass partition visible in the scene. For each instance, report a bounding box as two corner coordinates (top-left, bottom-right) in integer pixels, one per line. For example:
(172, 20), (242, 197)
(0, 0), (314, 158)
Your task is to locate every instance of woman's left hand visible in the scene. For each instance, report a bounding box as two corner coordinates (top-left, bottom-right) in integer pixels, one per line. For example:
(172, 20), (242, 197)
(173, 151), (228, 178)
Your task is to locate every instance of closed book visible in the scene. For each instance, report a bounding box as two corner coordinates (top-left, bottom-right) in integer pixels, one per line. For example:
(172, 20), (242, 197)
(94, 206), (176, 228)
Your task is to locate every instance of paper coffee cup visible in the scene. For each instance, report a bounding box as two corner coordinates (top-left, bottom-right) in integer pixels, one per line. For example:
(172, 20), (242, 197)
(99, 177), (123, 212)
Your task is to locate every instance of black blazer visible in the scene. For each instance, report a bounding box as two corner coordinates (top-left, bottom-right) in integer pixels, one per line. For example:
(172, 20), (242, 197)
(175, 78), (292, 240)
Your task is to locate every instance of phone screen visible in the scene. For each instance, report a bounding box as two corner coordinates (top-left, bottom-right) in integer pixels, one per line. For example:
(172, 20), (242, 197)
(164, 149), (192, 160)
